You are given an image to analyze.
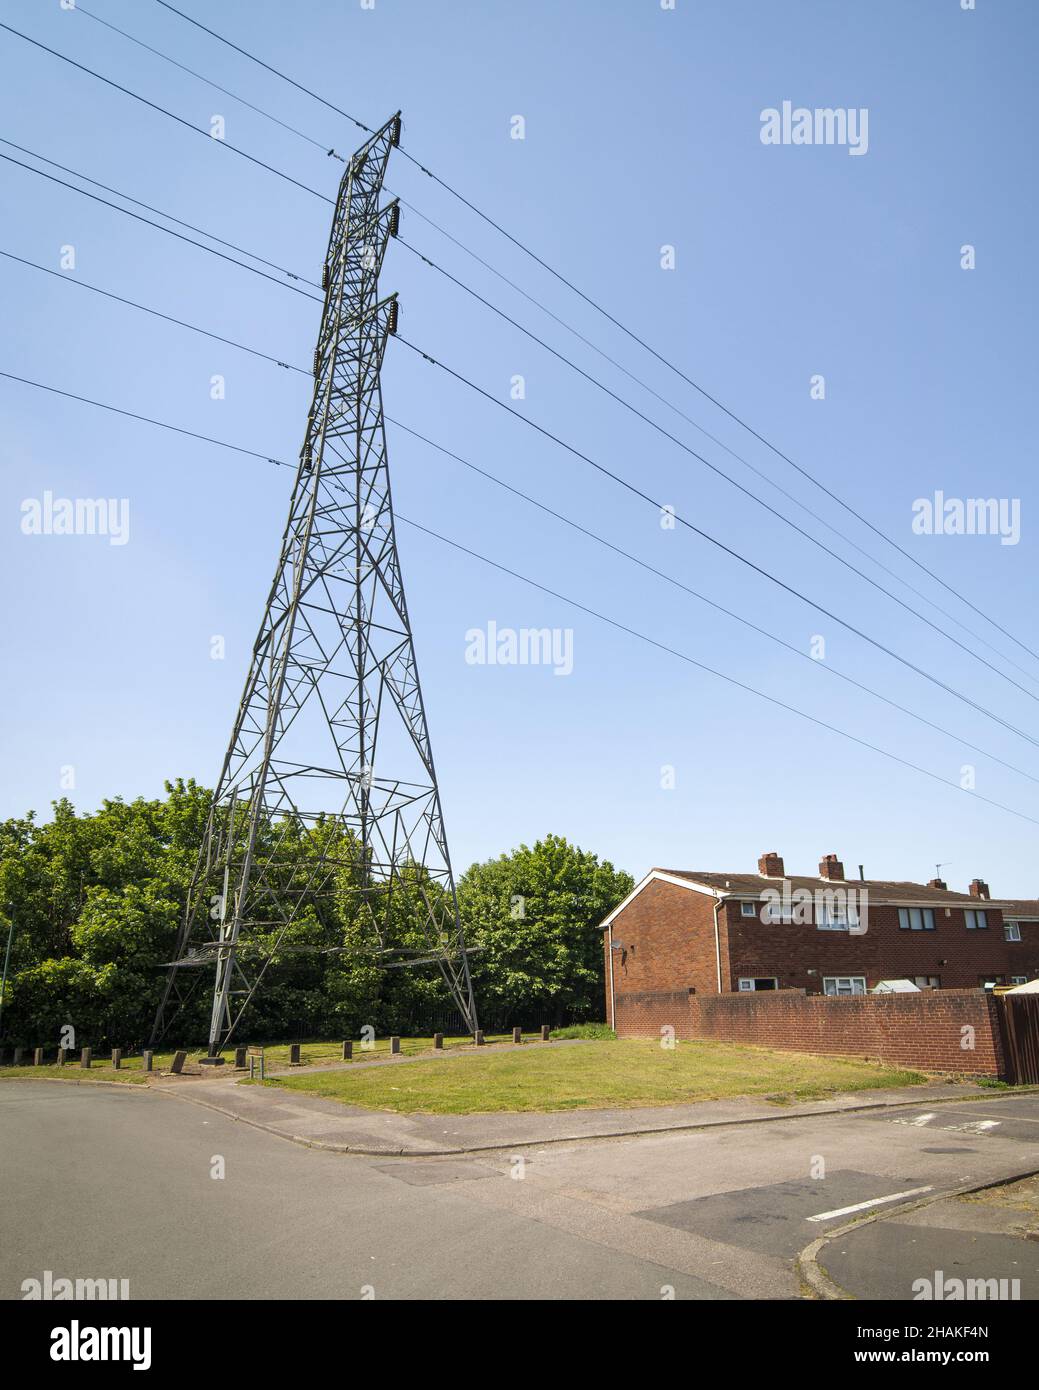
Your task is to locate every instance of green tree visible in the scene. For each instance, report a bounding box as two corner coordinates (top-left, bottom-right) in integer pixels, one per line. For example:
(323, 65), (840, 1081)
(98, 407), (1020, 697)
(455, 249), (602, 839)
(458, 835), (633, 1024)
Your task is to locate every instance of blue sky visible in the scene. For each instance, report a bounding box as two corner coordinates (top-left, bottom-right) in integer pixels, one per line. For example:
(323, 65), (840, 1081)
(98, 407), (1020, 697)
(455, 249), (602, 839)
(2, 0), (1037, 895)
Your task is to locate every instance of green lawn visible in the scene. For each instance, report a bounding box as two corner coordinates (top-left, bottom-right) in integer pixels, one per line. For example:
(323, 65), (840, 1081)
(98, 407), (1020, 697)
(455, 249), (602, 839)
(257, 1038), (928, 1114)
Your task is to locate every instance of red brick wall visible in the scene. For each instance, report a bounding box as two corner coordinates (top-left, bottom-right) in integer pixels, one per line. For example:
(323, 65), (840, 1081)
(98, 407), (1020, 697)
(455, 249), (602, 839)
(603, 879), (725, 1026)
(613, 986), (1006, 1077)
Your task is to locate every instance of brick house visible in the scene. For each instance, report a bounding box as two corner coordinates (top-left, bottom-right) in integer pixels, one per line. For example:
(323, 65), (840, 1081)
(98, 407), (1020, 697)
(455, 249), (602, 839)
(601, 851), (1039, 1029)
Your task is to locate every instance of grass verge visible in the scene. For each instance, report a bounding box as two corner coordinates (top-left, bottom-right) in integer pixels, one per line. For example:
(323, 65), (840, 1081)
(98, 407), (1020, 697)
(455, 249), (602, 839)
(256, 1037), (928, 1115)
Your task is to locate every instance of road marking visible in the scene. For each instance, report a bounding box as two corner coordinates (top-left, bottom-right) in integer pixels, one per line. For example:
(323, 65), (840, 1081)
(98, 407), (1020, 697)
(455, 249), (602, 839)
(806, 1186), (934, 1223)
(892, 1112), (937, 1127)
(942, 1120), (1001, 1135)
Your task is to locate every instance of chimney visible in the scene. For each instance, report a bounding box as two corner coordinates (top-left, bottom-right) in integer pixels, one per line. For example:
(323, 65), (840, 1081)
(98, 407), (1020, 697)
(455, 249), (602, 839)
(927, 877), (947, 891)
(969, 878), (990, 900)
(757, 851), (784, 878)
(818, 853), (845, 882)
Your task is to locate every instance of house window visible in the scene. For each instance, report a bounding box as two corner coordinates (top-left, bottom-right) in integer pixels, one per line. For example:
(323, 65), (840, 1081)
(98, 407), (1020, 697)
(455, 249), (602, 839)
(823, 976), (866, 996)
(817, 902), (859, 931)
(740, 901), (756, 918)
(898, 907), (935, 931)
(764, 899), (793, 923)
(913, 976), (941, 989)
(1005, 921), (1022, 942)
(965, 909), (988, 930)
(738, 977), (778, 992)
(1011, 976), (1028, 986)
(978, 975), (1006, 987)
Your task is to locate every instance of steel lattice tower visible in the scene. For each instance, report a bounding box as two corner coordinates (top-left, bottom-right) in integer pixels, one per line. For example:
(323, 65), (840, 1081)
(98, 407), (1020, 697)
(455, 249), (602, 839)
(151, 114), (478, 1053)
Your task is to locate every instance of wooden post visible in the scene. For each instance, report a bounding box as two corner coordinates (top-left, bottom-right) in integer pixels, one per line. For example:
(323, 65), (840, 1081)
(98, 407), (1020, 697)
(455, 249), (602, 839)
(170, 1050), (186, 1074)
(80, 1047), (92, 1069)
(433, 1033), (443, 1050)
(143, 1051), (153, 1073)
(289, 1043), (301, 1065)
(33, 1047), (43, 1066)
(13, 1047), (24, 1066)
(111, 1048), (121, 1069)
(341, 1041), (352, 1060)
(390, 1036), (400, 1055)
(474, 1030), (485, 1046)
(234, 1045), (247, 1069)
(57, 1047), (67, 1066)
(540, 1024), (550, 1041)
(512, 1027), (522, 1045)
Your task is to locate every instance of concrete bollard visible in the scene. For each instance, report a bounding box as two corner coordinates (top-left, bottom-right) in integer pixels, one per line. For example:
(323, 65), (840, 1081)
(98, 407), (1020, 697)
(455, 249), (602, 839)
(540, 1025), (550, 1041)
(80, 1047), (92, 1069)
(433, 1033), (443, 1050)
(13, 1048), (24, 1066)
(57, 1047), (67, 1066)
(342, 1041), (352, 1061)
(143, 1051), (153, 1073)
(512, 1027), (522, 1045)
(474, 1030), (485, 1046)
(234, 1046), (247, 1070)
(390, 1036), (400, 1055)
(289, 1043), (301, 1065)
(170, 1050), (186, 1074)
(111, 1048), (121, 1070)
(33, 1047), (43, 1066)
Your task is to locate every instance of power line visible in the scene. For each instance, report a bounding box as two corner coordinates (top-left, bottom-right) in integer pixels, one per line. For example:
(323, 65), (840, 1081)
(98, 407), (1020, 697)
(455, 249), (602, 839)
(143, 0), (1039, 666)
(394, 514), (1039, 831)
(397, 234), (1039, 696)
(5, 243), (1032, 789)
(394, 334), (1039, 751)
(6, 133), (1035, 750)
(0, 250), (306, 374)
(0, 135), (320, 287)
(388, 418), (1039, 791)
(0, 21), (333, 207)
(0, 369), (288, 465)
(22, 11), (1035, 686)
(7, 244), (1032, 791)
(0, 146), (322, 303)
(1, 363), (1034, 829)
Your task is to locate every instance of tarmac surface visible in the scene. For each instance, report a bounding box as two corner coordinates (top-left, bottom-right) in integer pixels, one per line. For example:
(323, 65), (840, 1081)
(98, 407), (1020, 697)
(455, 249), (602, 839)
(2, 1078), (1037, 1300)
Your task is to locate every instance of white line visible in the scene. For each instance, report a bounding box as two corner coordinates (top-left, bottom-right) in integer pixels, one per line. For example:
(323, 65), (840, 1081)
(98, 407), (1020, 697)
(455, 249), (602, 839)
(807, 1186), (934, 1223)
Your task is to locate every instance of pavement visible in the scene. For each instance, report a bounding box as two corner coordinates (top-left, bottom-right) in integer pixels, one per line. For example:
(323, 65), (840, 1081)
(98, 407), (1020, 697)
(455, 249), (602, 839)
(2, 1079), (1037, 1300)
(129, 1057), (1028, 1156)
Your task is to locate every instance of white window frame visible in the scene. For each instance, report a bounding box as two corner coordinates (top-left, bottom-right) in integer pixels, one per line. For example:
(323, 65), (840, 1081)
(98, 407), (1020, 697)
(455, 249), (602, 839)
(1011, 976), (1028, 986)
(898, 907), (935, 931)
(737, 976), (778, 992)
(822, 975), (866, 997)
(739, 901), (757, 918)
(913, 975), (940, 989)
(1005, 920), (1022, 942)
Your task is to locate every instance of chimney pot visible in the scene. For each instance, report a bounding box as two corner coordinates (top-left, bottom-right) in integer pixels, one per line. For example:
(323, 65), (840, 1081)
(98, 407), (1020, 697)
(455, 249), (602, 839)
(969, 878), (990, 900)
(819, 854), (845, 881)
(927, 877), (947, 891)
(757, 851), (784, 878)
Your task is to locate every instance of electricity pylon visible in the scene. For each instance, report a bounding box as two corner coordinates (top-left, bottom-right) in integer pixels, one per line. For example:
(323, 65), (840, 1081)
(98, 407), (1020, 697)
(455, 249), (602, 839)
(150, 114), (478, 1053)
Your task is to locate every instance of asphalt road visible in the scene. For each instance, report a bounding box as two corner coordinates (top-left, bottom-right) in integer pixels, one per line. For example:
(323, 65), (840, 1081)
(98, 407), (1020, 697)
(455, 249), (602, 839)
(1, 1083), (1036, 1300)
